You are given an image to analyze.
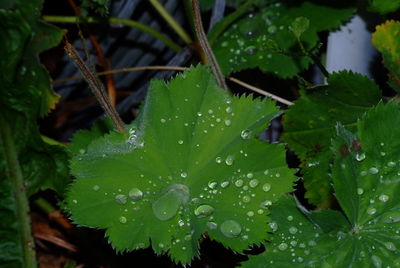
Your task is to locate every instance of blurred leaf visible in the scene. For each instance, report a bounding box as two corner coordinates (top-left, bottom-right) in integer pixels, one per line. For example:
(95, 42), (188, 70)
(0, 0), (69, 266)
(213, 2), (354, 78)
(368, 0), (400, 14)
(282, 71), (382, 205)
(372, 20), (400, 92)
(65, 65), (295, 264)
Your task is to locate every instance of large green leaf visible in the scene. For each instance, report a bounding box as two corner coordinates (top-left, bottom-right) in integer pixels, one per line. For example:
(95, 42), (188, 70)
(243, 102), (400, 267)
(368, 0), (400, 14)
(282, 71), (382, 205)
(372, 20), (400, 92)
(65, 65), (295, 264)
(212, 2), (354, 78)
(0, 0), (68, 266)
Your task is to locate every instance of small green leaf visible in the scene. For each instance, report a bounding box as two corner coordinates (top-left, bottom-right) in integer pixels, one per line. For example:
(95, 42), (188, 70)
(368, 0), (400, 14)
(213, 2), (354, 78)
(282, 71), (382, 205)
(289, 17), (310, 39)
(65, 65), (295, 264)
(372, 20), (400, 91)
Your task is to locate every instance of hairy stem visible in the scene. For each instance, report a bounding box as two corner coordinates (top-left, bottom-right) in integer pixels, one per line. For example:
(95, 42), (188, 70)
(42, 15), (181, 52)
(0, 115), (37, 268)
(149, 0), (192, 44)
(64, 41), (126, 133)
(192, 0), (228, 90)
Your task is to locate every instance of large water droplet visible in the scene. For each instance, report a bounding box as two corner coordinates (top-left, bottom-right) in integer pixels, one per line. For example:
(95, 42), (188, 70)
(221, 181), (230, 188)
(262, 183), (271, 192)
(235, 179), (244, 187)
(378, 194), (389, 202)
(152, 184), (189, 221)
(357, 188), (364, 195)
(371, 255), (382, 268)
(240, 129), (251, 139)
(225, 155), (234, 166)
(180, 172), (187, 178)
(249, 179), (259, 188)
(369, 167), (379, 174)
(242, 195), (251, 203)
(387, 161), (396, 167)
(129, 188), (143, 200)
(119, 216), (127, 223)
(194, 204), (215, 218)
(355, 152), (366, 161)
(220, 220), (242, 238)
(115, 194), (127, 204)
(367, 207), (377, 215)
(269, 221), (278, 231)
(207, 221), (218, 229)
(246, 172), (253, 179)
(216, 157), (222, 164)
(224, 119), (231, 126)
(208, 181), (218, 189)
(289, 226), (298, 234)
(260, 199), (272, 208)
(278, 243), (288, 251)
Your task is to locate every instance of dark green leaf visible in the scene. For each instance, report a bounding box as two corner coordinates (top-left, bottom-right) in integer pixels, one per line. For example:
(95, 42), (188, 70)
(368, 0), (400, 14)
(282, 71), (382, 205)
(65, 65), (295, 264)
(213, 2), (354, 78)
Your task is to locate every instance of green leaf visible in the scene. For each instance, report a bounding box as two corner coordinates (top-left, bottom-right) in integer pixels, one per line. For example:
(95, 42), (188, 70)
(368, 0), (400, 14)
(244, 104), (400, 266)
(65, 65), (295, 264)
(372, 20), (400, 92)
(0, 0), (69, 266)
(212, 2), (354, 78)
(282, 71), (382, 205)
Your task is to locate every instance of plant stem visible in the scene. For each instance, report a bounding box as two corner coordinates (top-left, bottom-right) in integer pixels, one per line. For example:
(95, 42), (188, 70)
(148, 0), (192, 45)
(192, 0), (228, 90)
(64, 41), (126, 133)
(0, 115), (37, 268)
(42, 15), (181, 52)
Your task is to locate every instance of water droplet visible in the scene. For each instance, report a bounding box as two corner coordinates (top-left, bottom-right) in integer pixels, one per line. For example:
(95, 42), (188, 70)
(269, 221), (278, 231)
(240, 129), (251, 139)
(225, 155), (234, 166)
(242, 195), (251, 203)
(93, 185), (100, 191)
(308, 240), (317, 247)
(357, 188), (364, 195)
(180, 172), (187, 178)
(387, 161), (396, 167)
(378, 194), (389, 202)
(355, 152), (366, 161)
(244, 46), (256, 55)
(384, 241), (396, 251)
(260, 200), (272, 208)
(262, 183), (271, 192)
(267, 25), (277, 34)
(129, 188), (143, 200)
(369, 167), (379, 174)
(115, 194), (127, 204)
(336, 231), (346, 240)
(207, 221), (218, 229)
(371, 255), (382, 268)
(119, 216), (127, 223)
(160, 118), (166, 123)
(220, 220), (242, 238)
(289, 226), (298, 234)
(235, 179), (244, 187)
(178, 140), (184, 145)
(367, 207), (377, 215)
(247, 211), (254, 217)
(216, 157), (222, 164)
(208, 181), (218, 189)
(195, 204), (215, 218)
(178, 219), (185, 226)
(221, 181), (230, 188)
(152, 184), (189, 221)
(208, 109), (213, 114)
(224, 119), (231, 126)
(197, 112), (202, 117)
(278, 243), (288, 250)
(225, 107), (232, 113)
(264, 170), (269, 175)
(249, 179), (259, 188)
(246, 173), (253, 179)
(287, 215), (293, 221)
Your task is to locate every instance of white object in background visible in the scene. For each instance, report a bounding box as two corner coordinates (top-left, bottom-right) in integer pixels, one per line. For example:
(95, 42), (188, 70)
(326, 15), (376, 78)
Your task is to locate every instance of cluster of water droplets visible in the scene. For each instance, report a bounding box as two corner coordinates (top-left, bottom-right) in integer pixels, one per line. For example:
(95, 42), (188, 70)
(126, 127), (144, 150)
